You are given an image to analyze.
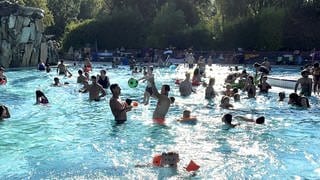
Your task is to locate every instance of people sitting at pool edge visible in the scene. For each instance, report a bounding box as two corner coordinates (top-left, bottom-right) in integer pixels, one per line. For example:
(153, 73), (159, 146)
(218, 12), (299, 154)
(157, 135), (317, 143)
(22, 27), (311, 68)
(109, 83), (132, 123)
(147, 76), (171, 124)
(295, 70), (312, 96)
(0, 105), (10, 120)
(35, 90), (49, 104)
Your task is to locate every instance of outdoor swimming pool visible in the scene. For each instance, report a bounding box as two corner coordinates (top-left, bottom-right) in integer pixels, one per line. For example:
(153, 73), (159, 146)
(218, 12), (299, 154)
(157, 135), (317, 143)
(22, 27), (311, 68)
(0, 64), (319, 179)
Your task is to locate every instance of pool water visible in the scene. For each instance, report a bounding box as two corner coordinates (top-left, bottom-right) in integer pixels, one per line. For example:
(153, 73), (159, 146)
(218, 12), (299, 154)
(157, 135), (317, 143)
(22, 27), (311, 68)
(0, 64), (319, 179)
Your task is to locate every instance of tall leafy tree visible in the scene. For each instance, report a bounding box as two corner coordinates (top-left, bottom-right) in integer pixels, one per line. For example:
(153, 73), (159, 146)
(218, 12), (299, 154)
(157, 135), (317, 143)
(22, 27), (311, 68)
(47, 0), (81, 36)
(78, 0), (105, 20)
(147, 2), (186, 48)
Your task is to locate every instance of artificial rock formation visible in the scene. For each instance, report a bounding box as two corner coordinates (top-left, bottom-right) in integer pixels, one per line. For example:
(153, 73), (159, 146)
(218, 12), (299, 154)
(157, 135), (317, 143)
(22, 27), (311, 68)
(0, 1), (53, 68)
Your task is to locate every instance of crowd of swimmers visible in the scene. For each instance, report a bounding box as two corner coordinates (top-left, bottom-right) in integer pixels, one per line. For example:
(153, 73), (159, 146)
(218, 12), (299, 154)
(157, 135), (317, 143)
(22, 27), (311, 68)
(1, 54), (318, 122)
(1, 53), (320, 172)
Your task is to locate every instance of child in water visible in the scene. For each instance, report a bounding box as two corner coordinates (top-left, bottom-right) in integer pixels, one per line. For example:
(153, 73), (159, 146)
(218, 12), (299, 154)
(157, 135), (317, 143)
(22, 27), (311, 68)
(177, 110), (197, 122)
(135, 151), (180, 168)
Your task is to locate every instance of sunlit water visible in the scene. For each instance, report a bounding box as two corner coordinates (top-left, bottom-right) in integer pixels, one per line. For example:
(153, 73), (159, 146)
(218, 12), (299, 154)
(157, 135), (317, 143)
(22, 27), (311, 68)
(0, 64), (319, 179)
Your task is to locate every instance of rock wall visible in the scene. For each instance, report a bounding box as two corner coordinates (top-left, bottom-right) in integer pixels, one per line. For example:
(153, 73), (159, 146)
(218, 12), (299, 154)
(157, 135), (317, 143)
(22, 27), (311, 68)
(0, 1), (53, 68)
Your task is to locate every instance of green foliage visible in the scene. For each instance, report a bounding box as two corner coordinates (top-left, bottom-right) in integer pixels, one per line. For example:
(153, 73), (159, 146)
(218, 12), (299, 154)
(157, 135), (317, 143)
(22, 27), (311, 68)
(57, 0), (320, 51)
(219, 8), (286, 50)
(11, 0), (54, 27)
(47, 0), (82, 36)
(147, 2), (187, 48)
(62, 7), (145, 50)
(78, 0), (104, 20)
(257, 8), (286, 50)
(62, 19), (96, 50)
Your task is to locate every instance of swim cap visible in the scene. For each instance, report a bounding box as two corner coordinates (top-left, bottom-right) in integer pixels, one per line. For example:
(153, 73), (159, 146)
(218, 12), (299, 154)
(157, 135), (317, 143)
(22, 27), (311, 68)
(128, 78), (138, 88)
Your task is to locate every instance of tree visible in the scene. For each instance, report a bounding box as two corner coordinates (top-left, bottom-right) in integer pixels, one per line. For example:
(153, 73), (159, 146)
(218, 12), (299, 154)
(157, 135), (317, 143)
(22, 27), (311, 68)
(78, 0), (105, 20)
(147, 2), (186, 48)
(47, 0), (81, 36)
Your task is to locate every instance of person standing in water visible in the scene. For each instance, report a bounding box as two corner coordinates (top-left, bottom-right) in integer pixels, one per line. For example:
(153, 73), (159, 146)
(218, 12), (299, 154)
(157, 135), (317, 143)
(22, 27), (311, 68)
(295, 70), (312, 96)
(84, 76), (106, 101)
(109, 84), (132, 123)
(147, 77), (171, 124)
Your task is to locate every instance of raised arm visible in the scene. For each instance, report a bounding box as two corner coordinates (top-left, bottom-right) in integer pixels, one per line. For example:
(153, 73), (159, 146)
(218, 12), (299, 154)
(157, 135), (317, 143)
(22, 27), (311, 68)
(148, 77), (161, 98)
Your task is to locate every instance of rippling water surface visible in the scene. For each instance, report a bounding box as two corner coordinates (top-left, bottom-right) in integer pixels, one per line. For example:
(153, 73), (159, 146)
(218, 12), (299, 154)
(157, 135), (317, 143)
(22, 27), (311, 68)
(0, 64), (319, 179)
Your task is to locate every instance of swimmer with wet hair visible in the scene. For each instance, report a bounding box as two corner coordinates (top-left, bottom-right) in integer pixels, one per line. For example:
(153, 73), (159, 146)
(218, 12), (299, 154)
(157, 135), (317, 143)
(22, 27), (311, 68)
(178, 110), (197, 122)
(299, 96), (310, 108)
(220, 96), (233, 109)
(233, 93), (240, 102)
(222, 114), (238, 128)
(35, 90), (49, 104)
(53, 77), (62, 86)
(279, 92), (285, 101)
(0, 105), (10, 120)
(169, 97), (175, 104)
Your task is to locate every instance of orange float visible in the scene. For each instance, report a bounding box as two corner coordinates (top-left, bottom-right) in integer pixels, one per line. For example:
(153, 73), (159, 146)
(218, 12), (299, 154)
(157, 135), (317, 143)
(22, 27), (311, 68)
(152, 154), (162, 166)
(185, 160), (200, 172)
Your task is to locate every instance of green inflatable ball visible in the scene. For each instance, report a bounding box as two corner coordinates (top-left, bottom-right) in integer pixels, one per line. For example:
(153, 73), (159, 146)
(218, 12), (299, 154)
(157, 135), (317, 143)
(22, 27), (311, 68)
(128, 78), (138, 88)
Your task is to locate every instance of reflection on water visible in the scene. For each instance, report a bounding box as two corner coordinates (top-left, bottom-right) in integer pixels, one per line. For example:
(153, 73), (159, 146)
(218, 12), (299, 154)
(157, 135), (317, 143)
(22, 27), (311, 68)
(0, 65), (319, 178)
